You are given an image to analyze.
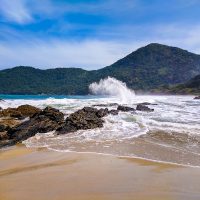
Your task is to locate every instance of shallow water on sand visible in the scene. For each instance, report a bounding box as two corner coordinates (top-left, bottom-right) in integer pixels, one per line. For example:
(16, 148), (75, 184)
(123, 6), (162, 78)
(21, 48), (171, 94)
(1, 95), (200, 167)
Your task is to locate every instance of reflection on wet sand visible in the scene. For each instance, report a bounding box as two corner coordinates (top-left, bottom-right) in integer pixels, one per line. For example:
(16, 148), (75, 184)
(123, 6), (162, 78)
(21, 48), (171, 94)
(0, 146), (200, 200)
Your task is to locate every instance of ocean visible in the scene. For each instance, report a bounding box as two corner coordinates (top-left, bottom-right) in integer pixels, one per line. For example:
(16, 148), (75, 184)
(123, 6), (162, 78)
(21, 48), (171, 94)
(1, 93), (200, 167)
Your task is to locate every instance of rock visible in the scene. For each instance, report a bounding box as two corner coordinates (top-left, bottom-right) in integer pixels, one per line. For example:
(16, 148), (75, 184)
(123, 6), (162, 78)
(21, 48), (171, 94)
(0, 124), (7, 132)
(0, 108), (23, 119)
(57, 107), (108, 135)
(117, 105), (135, 112)
(139, 102), (158, 106)
(93, 103), (118, 107)
(17, 105), (41, 117)
(194, 96), (200, 99)
(109, 109), (119, 115)
(0, 131), (9, 140)
(0, 107), (2, 111)
(0, 105), (41, 119)
(96, 108), (109, 117)
(0, 118), (21, 129)
(0, 106), (64, 148)
(136, 104), (154, 112)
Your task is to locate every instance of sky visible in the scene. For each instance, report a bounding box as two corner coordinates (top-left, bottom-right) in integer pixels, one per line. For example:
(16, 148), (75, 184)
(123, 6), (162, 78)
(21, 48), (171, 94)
(1, 0), (200, 70)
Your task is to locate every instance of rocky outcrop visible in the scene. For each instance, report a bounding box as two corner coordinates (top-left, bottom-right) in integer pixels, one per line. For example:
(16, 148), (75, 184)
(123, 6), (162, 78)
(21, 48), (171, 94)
(0, 107), (64, 148)
(194, 96), (200, 99)
(0, 105), (120, 148)
(117, 105), (135, 112)
(57, 107), (109, 134)
(136, 104), (154, 112)
(0, 105), (41, 119)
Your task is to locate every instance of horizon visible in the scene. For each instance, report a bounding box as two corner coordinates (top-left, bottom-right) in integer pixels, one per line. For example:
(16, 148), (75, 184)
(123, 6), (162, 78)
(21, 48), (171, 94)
(1, 0), (200, 69)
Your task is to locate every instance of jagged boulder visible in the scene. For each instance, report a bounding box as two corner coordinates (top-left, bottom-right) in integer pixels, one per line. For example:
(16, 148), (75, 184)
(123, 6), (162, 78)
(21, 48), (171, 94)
(57, 107), (109, 134)
(136, 104), (154, 112)
(117, 105), (135, 112)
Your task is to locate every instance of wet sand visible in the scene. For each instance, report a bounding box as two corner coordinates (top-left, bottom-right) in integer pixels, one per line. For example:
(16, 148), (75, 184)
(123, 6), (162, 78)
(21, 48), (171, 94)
(0, 145), (200, 200)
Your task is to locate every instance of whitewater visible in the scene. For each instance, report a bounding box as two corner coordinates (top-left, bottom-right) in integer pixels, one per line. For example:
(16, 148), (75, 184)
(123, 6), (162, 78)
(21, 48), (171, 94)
(1, 77), (200, 167)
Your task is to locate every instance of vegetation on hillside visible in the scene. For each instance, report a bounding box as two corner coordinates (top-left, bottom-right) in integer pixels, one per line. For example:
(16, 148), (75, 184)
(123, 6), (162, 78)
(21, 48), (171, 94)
(1, 43), (200, 95)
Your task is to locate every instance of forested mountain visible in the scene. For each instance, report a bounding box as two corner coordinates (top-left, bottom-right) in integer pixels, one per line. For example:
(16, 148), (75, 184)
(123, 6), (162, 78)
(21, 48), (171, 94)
(1, 43), (200, 95)
(156, 74), (200, 94)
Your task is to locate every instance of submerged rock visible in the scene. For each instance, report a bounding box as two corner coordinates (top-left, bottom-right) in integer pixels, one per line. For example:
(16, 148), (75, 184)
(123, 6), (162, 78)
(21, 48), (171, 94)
(194, 96), (200, 99)
(93, 103), (118, 107)
(57, 107), (109, 134)
(117, 105), (135, 112)
(136, 104), (154, 112)
(139, 102), (158, 106)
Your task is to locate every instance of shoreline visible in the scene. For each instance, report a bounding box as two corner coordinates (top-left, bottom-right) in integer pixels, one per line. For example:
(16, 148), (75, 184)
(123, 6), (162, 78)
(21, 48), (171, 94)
(44, 146), (200, 169)
(1, 145), (200, 200)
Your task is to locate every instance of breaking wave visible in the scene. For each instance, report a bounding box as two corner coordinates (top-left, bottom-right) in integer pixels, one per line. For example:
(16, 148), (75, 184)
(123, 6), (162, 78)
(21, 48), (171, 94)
(89, 77), (135, 104)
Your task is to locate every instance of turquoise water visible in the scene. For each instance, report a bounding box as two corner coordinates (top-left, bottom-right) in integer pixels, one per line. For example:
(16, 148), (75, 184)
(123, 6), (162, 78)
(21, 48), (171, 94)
(0, 94), (103, 100)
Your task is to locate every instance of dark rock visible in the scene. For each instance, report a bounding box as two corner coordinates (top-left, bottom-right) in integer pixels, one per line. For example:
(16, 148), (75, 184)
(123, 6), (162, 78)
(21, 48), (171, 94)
(0, 132), (9, 140)
(0, 107), (2, 111)
(57, 107), (108, 135)
(194, 96), (200, 99)
(117, 105), (135, 112)
(0, 106), (64, 148)
(136, 104), (154, 112)
(109, 109), (119, 115)
(93, 103), (118, 107)
(139, 102), (158, 106)
(0, 124), (6, 132)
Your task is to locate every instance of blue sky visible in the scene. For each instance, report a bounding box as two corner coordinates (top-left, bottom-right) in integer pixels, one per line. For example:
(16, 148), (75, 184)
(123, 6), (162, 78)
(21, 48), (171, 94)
(0, 0), (200, 70)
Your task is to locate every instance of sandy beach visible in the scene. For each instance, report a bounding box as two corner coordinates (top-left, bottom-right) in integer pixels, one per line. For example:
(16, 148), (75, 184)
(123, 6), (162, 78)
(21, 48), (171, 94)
(1, 145), (200, 200)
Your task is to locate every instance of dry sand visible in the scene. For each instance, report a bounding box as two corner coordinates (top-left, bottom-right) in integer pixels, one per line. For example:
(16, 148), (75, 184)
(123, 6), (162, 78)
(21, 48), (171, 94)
(0, 145), (200, 200)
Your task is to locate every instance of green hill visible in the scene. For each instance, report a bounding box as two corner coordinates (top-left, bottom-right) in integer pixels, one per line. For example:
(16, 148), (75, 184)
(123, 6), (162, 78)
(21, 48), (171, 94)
(157, 74), (200, 94)
(1, 43), (200, 95)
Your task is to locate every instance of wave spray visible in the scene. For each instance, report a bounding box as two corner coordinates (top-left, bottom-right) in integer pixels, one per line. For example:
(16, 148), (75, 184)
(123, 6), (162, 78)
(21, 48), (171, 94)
(89, 77), (135, 104)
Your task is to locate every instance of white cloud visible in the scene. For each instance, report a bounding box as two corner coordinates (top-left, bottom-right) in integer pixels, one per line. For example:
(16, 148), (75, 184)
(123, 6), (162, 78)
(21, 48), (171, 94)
(0, 0), (33, 24)
(1, 23), (200, 70)
(0, 39), (145, 70)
